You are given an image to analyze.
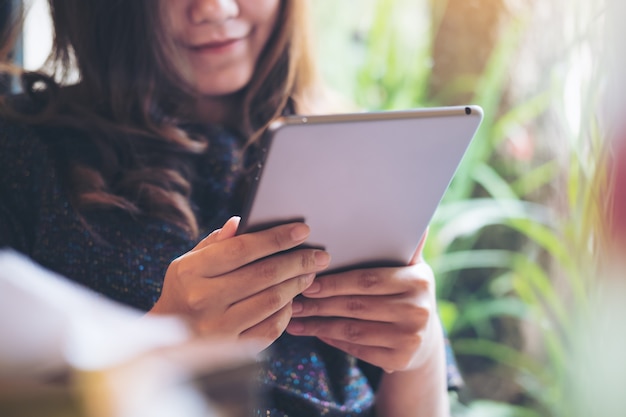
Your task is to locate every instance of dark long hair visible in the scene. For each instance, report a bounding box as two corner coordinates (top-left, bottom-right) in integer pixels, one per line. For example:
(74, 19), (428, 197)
(0, 0), (329, 238)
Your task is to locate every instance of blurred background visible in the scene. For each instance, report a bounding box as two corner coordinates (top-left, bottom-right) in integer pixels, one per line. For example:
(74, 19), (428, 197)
(2, 0), (622, 416)
(311, 1), (617, 416)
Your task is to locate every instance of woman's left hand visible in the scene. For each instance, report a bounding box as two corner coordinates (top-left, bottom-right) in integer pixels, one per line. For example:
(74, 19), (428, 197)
(286, 234), (440, 372)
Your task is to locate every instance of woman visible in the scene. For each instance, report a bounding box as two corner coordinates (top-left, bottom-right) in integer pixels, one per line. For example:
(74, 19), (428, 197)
(0, 1), (459, 415)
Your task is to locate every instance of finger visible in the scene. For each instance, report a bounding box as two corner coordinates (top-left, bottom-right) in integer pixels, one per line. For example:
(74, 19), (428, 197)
(318, 337), (398, 371)
(239, 303), (293, 350)
(193, 216), (241, 251)
(196, 222), (313, 277)
(302, 265), (427, 298)
(286, 317), (417, 349)
(218, 216), (240, 240)
(291, 294), (430, 329)
(225, 273), (316, 334)
(409, 227), (429, 265)
(216, 249), (330, 300)
(181, 249), (328, 317)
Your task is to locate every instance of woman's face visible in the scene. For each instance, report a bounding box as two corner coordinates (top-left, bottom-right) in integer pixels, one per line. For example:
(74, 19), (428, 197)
(165, 0), (281, 97)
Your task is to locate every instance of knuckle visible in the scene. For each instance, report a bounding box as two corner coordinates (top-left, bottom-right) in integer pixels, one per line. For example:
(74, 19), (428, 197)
(171, 256), (191, 281)
(405, 332), (423, 351)
(176, 267), (192, 283)
(272, 230), (284, 251)
(403, 304), (430, 332)
(265, 318), (286, 341)
(357, 270), (381, 290)
(409, 264), (435, 291)
(411, 277), (431, 293)
(300, 252), (313, 269)
(256, 260), (278, 280)
(346, 296), (365, 312)
(342, 322), (363, 342)
(265, 286), (286, 310)
(411, 303), (431, 321)
(183, 292), (205, 313)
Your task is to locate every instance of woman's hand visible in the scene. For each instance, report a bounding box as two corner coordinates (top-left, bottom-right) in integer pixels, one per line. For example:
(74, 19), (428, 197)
(150, 217), (331, 351)
(285, 234), (440, 373)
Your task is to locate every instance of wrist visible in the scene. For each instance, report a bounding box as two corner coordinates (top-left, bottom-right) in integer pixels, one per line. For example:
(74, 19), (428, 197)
(375, 318), (449, 417)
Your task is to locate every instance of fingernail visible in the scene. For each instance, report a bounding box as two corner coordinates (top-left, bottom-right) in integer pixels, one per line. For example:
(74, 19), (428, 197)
(314, 250), (330, 267)
(303, 282), (321, 295)
(290, 224), (310, 241)
(292, 301), (303, 314)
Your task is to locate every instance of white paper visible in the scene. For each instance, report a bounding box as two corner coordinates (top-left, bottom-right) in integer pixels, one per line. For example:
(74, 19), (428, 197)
(0, 250), (192, 377)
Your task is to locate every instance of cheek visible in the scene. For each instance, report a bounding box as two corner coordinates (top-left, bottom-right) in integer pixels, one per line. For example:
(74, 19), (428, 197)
(247, 0), (281, 63)
(241, 0), (281, 15)
(242, 0), (281, 36)
(161, 1), (188, 37)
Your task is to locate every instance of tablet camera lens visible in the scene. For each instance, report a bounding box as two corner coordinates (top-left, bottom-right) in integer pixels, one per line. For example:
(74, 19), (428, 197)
(465, 107), (472, 115)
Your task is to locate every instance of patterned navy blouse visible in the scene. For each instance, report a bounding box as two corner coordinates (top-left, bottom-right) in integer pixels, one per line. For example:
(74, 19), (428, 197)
(0, 118), (463, 416)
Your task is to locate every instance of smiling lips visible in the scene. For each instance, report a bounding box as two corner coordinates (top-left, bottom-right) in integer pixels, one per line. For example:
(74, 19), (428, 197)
(189, 37), (245, 54)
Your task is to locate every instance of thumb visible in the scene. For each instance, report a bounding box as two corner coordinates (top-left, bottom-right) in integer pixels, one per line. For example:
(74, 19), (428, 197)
(193, 216), (241, 251)
(218, 216), (240, 240)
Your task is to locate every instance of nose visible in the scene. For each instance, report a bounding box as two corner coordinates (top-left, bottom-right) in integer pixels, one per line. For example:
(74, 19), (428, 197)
(188, 0), (239, 24)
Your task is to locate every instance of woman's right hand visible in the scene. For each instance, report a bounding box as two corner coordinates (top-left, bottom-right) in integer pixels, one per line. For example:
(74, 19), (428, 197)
(150, 217), (330, 350)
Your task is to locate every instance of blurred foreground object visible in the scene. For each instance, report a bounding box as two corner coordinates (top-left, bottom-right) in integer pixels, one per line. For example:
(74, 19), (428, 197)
(0, 250), (261, 417)
(566, 280), (626, 417)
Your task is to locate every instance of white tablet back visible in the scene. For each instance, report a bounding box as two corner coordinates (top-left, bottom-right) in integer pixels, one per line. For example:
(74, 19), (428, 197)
(239, 106), (483, 273)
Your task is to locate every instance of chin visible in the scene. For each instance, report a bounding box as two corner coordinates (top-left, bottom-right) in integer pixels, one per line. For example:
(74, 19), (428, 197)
(195, 70), (253, 97)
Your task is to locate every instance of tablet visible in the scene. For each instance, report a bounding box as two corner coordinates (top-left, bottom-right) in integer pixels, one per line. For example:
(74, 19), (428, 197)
(238, 105), (483, 273)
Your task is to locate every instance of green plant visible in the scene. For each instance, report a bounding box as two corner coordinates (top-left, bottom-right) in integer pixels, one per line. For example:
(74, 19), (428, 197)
(312, 0), (609, 415)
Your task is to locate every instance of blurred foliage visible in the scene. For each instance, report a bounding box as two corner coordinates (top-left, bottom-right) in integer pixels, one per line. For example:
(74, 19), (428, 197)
(312, 0), (608, 415)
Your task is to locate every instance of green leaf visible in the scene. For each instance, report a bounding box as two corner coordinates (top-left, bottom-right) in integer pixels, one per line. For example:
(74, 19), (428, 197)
(505, 218), (576, 278)
(431, 249), (517, 275)
(511, 160), (561, 197)
(452, 338), (548, 383)
(437, 300), (459, 332)
(431, 199), (553, 248)
(491, 90), (554, 146)
(453, 298), (529, 333)
(472, 163), (519, 199)
(511, 257), (569, 333)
